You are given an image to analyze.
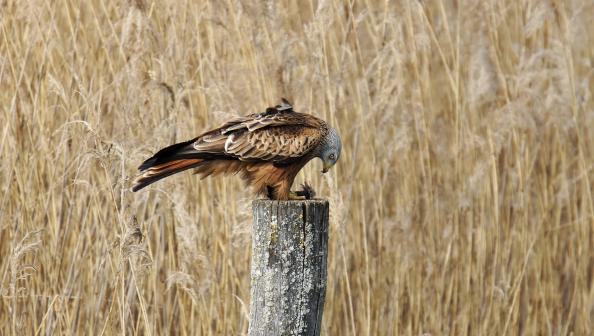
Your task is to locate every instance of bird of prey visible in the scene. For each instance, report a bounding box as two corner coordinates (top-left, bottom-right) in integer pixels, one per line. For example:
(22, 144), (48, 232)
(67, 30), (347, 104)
(132, 99), (341, 200)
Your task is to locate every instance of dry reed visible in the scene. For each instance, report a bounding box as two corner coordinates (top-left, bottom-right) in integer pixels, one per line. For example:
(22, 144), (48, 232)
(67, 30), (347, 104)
(1, 0), (593, 334)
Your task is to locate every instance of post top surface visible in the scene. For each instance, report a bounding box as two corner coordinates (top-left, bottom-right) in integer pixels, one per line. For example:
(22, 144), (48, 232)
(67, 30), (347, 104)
(252, 199), (329, 206)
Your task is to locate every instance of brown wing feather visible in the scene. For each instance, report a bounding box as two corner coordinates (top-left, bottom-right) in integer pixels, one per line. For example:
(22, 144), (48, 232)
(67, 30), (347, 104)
(193, 110), (326, 164)
(225, 125), (322, 162)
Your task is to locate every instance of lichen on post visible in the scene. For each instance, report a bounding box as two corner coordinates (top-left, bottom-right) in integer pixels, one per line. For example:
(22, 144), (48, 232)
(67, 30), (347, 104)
(249, 200), (329, 336)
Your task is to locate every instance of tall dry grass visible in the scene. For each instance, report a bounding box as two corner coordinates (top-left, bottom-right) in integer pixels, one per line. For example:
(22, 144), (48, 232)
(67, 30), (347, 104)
(1, 0), (593, 334)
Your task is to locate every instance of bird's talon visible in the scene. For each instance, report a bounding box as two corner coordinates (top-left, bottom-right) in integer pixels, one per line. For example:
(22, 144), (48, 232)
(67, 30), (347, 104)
(295, 182), (316, 200)
(288, 191), (306, 200)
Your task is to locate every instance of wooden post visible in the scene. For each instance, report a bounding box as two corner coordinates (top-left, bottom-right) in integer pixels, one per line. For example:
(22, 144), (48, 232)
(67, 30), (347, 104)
(249, 200), (329, 336)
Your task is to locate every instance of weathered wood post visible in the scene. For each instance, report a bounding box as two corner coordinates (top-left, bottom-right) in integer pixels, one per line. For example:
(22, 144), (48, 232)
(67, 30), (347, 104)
(249, 200), (329, 336)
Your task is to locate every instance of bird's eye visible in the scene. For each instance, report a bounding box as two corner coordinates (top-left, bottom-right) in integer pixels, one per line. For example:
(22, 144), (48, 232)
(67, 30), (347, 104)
(329, 154), (335, 160)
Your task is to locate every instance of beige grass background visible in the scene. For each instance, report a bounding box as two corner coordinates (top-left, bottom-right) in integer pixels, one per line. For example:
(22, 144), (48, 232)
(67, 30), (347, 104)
(1, 0), (593, 334)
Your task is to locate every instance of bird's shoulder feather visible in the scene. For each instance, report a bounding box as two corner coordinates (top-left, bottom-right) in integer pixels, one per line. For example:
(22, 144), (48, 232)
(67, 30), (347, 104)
(192, 103), (327, 163)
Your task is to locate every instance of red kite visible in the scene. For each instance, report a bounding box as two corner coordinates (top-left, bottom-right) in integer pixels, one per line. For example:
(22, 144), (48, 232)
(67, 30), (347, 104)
(132, 100), (341, 200)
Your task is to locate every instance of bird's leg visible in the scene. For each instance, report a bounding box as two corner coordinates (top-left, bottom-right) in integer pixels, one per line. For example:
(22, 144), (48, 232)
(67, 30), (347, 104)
(266, 185), (275, 199)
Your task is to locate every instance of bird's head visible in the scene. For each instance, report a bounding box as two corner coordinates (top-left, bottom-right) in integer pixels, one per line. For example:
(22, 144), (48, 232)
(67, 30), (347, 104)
(319, 127), (342, 173)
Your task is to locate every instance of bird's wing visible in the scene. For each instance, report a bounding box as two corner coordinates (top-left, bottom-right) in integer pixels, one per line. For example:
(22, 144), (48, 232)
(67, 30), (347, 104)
(193, 103), (326, 163)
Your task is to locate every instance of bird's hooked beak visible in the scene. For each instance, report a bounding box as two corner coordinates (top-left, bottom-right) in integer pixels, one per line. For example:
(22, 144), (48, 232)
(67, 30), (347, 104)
(321, 162), (331, 174)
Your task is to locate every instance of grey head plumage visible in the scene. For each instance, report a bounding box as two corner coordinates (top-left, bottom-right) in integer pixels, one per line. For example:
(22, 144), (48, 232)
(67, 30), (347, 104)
(318, 127), (342, 173)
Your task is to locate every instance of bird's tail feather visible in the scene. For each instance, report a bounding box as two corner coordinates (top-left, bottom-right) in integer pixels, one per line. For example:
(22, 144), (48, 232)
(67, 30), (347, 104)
(132, 158), (203, 192)
(132, 139), (204, 192)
